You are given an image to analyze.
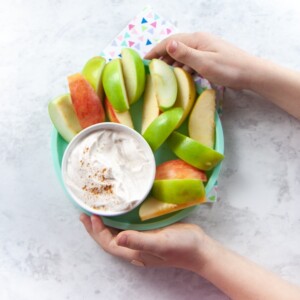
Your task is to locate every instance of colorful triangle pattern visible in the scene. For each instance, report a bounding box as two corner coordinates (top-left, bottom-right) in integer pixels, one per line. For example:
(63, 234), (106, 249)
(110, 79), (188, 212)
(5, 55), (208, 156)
(101, 7), (177, 59)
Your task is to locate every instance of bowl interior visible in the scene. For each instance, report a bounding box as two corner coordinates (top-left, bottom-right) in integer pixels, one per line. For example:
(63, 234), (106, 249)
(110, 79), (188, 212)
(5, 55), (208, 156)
(61, 123), (156, 217)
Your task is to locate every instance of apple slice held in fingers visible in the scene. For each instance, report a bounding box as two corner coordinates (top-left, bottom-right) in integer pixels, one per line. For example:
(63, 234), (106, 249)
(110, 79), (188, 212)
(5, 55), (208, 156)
(104, 98), (134, 129)
(173, 67), (196, 127)
(141, 74), (160, 134)
(167, 131), (224, 170)
(81, 56), (106, 101)
(48, 94), (82, 142)
(139, 197), (203, 222)
(68, 73), (105, 129)
(152, 179), (206, 204)
(149, 59), (177, 111)
(121, 48), (145, 104)
(102, 58), (129, 112)
(189, 89), (216, 148)
(155, 159), (207, 182)
(143, 107), (183, 152)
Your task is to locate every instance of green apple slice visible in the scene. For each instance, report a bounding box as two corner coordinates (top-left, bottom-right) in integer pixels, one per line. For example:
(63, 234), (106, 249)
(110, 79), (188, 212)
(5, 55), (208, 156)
(149, 59), (177, 111)
(141, 74), (160, 134)
(48, 94), (81, 142)
(121, 48), (145, 104)
(189, 89), (216, 148)
(167, 132), (224, 170)
(102, 58), (129, 112)
(174, 67), (196, 127)
(82, 56), (106, 101)
(152, 179), (205, 204)
(143, 107), (183, 152)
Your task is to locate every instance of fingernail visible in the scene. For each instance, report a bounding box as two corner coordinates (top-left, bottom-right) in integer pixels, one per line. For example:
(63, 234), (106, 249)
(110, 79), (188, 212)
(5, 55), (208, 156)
(168, 40), (178, 53)
(131, 260), (145, 267)
(117, 234), (128, 246)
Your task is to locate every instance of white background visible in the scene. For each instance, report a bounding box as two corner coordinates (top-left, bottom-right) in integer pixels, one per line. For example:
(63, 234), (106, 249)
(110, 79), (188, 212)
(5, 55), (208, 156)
(1, 0), (300, 299)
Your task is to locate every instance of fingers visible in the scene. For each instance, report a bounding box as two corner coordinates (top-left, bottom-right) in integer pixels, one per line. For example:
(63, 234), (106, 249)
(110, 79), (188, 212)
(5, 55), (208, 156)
(144, 33), (196, 59)
(116, 230), (161, 254)
(80, 213), (93, 234)
(144, 39), (170, 59)
(166, 40), (205, 73)
(80, 214), (144, 263)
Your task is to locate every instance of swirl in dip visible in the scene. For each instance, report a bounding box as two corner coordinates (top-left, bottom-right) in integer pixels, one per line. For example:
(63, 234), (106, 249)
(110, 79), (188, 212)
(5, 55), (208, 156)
(62, 124), (155, 215)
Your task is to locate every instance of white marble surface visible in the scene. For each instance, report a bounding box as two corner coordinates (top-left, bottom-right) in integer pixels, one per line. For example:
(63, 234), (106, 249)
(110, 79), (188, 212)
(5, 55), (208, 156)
(1, 0), (300, 299)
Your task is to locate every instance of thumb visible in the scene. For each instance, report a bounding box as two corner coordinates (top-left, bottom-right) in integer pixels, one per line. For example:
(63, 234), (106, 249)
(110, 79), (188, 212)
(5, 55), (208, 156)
(166, 40), (204, 70)
(116, 231), (159, 253)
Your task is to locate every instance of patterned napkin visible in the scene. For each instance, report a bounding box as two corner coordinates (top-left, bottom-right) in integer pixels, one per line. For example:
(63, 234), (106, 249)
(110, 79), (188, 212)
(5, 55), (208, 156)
(100, 6), (219, 202)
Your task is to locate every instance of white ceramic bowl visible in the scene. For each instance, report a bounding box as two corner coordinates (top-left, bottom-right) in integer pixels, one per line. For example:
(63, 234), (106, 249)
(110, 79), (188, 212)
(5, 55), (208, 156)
(61, 123), (156, 217)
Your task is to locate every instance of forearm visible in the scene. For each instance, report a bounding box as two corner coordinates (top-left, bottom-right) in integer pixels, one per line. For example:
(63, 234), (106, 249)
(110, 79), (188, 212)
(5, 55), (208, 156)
(194, 237), (300, 300)
(247, 57), (300, 119)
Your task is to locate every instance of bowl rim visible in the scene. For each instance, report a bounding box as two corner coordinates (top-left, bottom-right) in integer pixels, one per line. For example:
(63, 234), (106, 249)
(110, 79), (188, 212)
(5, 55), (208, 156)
(61, 122), (156, 217)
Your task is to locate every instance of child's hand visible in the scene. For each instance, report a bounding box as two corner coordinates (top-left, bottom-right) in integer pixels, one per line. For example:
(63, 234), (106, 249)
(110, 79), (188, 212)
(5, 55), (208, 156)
(80, 214), (211, 271)
(145, 32), (256, 90)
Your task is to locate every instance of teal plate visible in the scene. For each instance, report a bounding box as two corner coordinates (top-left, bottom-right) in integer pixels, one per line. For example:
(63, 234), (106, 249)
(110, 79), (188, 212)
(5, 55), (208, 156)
(50, 62), (224, 230)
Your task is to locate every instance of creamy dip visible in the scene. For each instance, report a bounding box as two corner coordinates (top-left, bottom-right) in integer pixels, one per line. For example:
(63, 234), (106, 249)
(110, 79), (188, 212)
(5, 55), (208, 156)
(64, 128), (154, 213)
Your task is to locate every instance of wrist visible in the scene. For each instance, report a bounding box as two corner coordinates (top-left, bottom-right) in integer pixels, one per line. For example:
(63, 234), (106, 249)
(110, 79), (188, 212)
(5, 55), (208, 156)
(245, 55), (274, 92)
(186, 233), (219, 276)
(238, 54), (263, 91)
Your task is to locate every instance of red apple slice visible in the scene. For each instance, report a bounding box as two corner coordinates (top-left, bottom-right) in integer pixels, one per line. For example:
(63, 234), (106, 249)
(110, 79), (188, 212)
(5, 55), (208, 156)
(155, 159), (207, 181)
(68, 73), (105, 129)
(104, 98), (134, 129)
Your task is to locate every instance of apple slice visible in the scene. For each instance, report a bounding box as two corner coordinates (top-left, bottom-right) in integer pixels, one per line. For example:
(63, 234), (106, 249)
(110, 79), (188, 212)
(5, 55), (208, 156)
(48, 94), (82, 142)
(68, 73), (105, 129)
(104, 98), (134, 129)
(152, 179), (205, 204)
(189, 89), (216, 148)
(167, 132), (224, 170)
(141, 74), (160, 134)
(149, 59), (177, 111)
(102, 58), (129, 112)
(173, 67), (196, 127)
(81, 56), (106, 101)
(139, 197), (202, 221)
(143, 107), (183, 152)
(156, 159), (207, 181)
(121, 48), (145, 104)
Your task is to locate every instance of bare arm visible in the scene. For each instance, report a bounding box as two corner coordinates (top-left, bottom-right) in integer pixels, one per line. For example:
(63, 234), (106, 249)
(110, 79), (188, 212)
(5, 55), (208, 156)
(199, 238), (300, 300)
(145, 32), (300, 119)
(248, 57), (300, 119)
(80, 215), (300, 300)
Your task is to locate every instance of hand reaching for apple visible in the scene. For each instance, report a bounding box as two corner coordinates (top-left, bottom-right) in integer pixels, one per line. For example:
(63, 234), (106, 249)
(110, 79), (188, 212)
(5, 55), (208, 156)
(145, 32), (300, 119)
(144, 32), (254, 90)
